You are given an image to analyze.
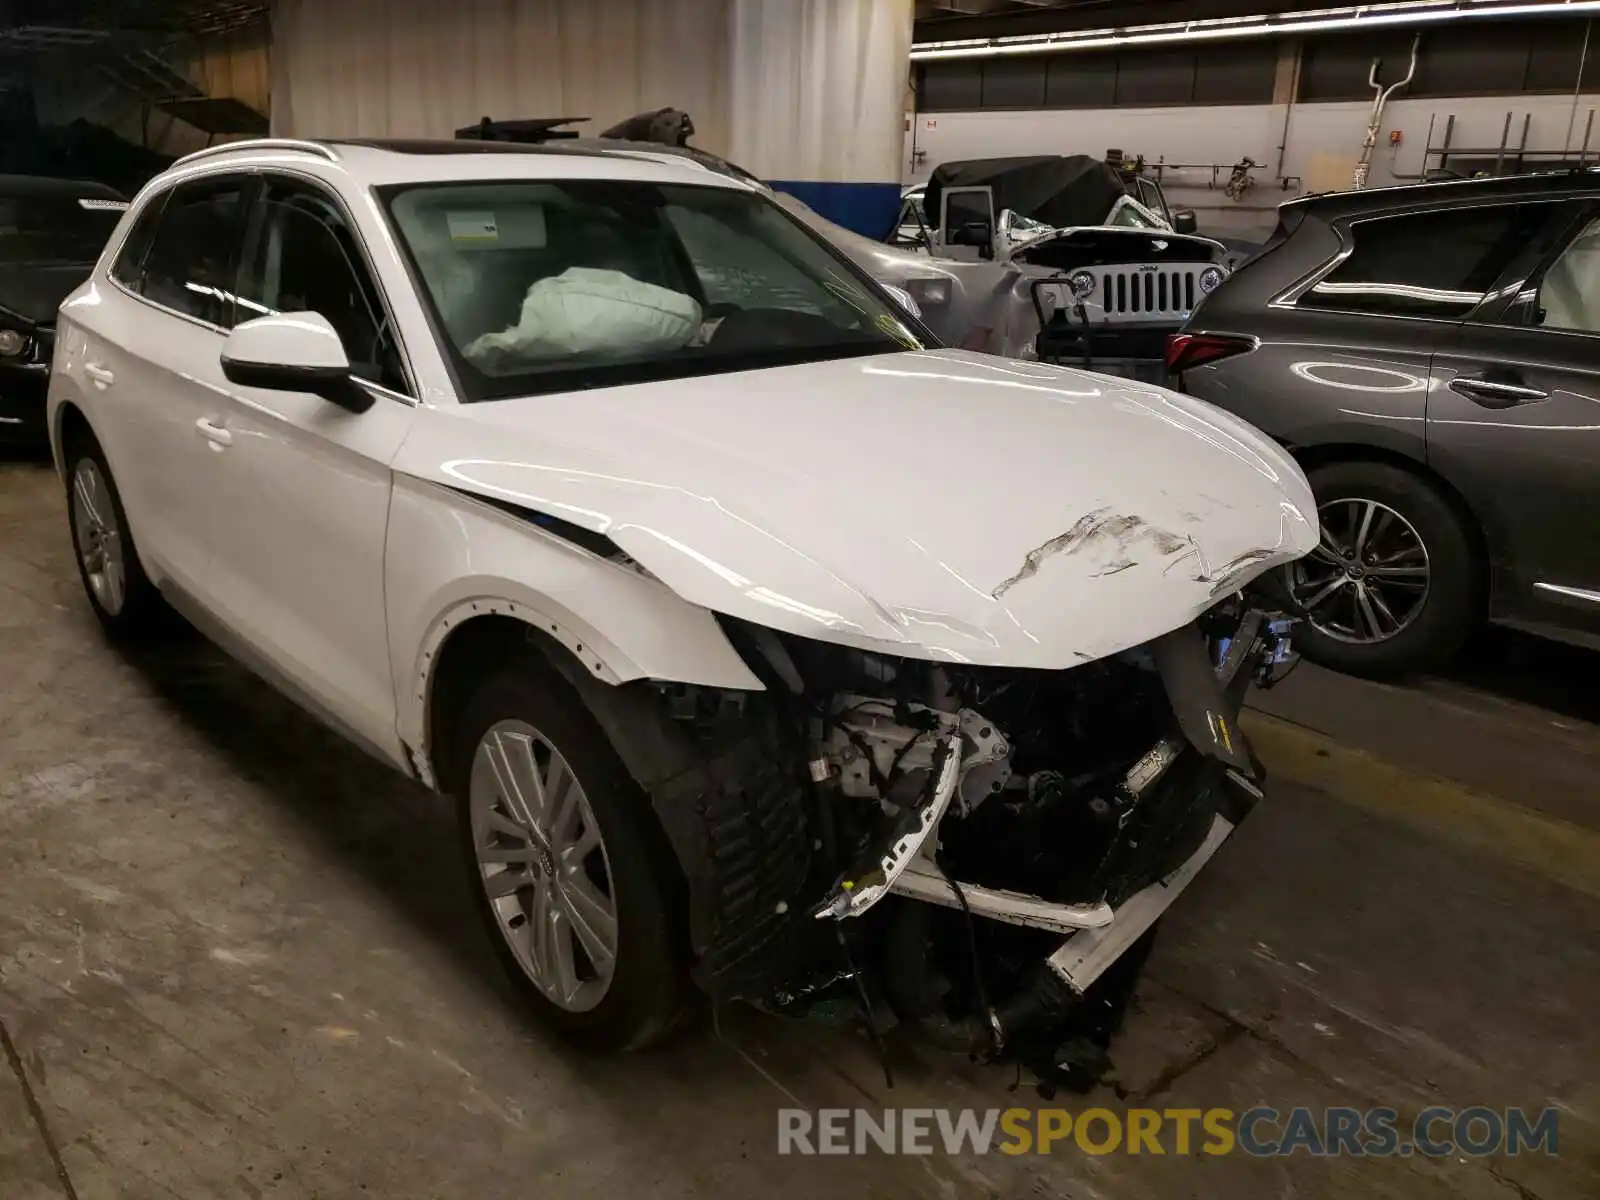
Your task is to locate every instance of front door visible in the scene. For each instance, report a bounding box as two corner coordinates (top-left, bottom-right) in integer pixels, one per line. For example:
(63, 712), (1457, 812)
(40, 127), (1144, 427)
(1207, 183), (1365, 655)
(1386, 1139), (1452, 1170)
(198, 174), (417, 756)
(1429, 201), (1600, 636)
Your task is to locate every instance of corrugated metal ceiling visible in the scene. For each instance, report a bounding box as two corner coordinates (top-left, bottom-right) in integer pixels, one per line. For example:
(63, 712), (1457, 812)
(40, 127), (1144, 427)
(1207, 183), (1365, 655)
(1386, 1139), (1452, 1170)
(0, 0), (268, 40)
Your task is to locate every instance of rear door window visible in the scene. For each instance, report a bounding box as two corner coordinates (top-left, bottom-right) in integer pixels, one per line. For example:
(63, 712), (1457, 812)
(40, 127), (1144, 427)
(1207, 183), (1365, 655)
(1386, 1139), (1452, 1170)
(138, 176), (249, 327)
(1304, 203), (1554, 320)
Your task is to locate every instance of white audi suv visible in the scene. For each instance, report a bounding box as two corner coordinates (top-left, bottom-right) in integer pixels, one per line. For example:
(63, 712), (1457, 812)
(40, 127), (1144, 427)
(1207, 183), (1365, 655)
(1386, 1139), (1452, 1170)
(48, 137), (1316, 1062)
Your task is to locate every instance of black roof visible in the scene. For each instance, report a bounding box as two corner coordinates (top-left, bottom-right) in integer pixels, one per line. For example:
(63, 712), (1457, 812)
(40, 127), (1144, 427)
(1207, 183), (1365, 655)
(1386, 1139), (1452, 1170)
(1288, 168), (1600, 220)
(925, 155), (1127, 229)
(0, 173), (125, 200)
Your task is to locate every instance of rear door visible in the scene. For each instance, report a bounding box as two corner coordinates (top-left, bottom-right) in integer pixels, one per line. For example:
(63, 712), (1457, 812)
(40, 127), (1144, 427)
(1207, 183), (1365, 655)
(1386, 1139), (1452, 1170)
(1430, 199), (1600, 634)
(67, 173), (252, 600)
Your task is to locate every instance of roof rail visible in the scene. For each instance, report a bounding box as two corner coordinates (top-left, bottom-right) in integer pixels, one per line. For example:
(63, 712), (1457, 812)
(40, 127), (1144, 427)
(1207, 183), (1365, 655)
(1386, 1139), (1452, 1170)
(174, 138), (338, 168)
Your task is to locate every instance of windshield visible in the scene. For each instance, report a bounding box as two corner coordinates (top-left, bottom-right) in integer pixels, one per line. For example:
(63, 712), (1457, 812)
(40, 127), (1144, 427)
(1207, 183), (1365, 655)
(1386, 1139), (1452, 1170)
(382, 179), (926, 401)
(1005, 211), (1053, 240)
(1107, 197), (1159, 230)
(0, 196), (124, 264)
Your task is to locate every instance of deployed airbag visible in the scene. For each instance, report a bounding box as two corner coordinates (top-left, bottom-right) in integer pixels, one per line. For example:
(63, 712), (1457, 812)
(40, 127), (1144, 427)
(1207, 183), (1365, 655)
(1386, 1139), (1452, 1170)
(465, 267), (702, 364)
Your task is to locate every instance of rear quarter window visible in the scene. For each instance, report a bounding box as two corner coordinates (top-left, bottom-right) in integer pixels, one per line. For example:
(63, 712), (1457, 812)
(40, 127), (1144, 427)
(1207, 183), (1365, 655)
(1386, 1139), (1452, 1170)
(109, 192), (169, 289)
(1301, 202), (1553, 320)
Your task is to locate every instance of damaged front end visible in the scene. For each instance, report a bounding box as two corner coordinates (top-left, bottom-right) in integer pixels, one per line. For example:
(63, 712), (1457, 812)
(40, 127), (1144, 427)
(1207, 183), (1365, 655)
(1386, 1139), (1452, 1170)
(643, 594), (1298, 1086)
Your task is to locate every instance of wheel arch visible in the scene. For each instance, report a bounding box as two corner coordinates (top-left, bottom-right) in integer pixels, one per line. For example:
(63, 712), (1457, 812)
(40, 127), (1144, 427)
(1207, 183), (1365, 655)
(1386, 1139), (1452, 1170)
(415, 603), (627, 790)
(406, 590), (764, 790)
(417, 606), (806, 993)
(53, 400), (94, 473)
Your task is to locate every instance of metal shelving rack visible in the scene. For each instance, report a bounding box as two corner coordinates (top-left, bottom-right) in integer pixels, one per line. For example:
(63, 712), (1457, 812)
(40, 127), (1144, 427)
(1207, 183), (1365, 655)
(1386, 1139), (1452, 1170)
(1396, 108), (1598, 181)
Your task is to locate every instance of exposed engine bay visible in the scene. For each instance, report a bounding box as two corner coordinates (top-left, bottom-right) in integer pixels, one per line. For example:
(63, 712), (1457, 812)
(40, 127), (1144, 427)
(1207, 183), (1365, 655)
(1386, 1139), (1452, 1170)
(635, 595), (1298, 1092)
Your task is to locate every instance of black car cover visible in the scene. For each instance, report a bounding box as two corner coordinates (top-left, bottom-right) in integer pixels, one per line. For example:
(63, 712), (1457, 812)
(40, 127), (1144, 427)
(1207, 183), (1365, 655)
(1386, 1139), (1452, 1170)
(924, 155), (1128, 230)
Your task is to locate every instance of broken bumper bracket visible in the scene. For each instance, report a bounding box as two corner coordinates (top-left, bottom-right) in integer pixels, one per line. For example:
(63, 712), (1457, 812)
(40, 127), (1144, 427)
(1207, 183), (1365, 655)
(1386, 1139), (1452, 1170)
(812, 733), (964, 921)
(1048, 812), (1234, 995)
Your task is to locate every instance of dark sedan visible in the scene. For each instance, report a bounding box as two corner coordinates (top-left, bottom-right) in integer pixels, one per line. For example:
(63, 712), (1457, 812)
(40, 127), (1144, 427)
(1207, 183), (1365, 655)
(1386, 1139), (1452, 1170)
(1169, 170), (1600, 676)
(0, 174), (126, 441)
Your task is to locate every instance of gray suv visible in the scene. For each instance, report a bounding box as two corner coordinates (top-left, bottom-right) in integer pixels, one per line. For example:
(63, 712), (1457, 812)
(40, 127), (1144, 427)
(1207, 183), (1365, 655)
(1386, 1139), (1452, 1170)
(1169, 171), (1600, 676)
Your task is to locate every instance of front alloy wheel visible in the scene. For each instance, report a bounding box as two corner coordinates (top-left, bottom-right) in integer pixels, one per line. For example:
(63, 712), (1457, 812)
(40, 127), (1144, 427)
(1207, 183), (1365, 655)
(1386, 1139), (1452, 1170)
(450, 656), (689, 1051)
(469, 719), (619, 1014)
(1289, 497), (1431, 645)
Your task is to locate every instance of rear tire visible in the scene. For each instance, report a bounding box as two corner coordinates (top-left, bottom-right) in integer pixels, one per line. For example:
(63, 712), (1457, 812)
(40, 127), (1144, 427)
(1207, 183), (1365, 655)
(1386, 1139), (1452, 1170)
(1286, 460), (1481, 677)
(64, 432), (170, 640)
(445, 653), (689, 1052)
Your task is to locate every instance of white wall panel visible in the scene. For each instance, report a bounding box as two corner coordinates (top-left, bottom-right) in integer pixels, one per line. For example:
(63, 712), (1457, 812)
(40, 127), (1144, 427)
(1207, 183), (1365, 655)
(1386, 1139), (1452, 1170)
(271, 0), (731, 153)
(728, 0), (913, 185)
(908, 91), (1600, 237)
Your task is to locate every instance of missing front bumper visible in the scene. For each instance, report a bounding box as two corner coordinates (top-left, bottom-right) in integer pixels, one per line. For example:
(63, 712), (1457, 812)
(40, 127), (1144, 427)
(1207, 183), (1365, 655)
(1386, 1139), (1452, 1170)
(832, 606), (1296, 989)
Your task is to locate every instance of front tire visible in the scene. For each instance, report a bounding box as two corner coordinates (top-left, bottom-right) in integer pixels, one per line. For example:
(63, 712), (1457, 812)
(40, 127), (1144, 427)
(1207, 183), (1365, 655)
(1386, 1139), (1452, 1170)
(64, 433), (169, 640)
(1285, 460), (1481, 677)
(446, 656), (689, 1052)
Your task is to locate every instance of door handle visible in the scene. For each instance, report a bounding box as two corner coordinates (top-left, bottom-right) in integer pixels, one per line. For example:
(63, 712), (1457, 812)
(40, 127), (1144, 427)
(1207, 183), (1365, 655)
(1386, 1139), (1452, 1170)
(1448, 375), (1549, 408)
(83, 363), (114, 388)
(195, 417), (233, 447)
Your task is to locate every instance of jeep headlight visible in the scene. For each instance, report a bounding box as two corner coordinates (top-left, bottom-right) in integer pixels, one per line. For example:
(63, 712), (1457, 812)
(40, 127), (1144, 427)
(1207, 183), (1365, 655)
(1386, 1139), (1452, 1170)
(1068, 270), (1096, 298)
(0, 329), (26, 358)
(1198, 266), (1227, 295)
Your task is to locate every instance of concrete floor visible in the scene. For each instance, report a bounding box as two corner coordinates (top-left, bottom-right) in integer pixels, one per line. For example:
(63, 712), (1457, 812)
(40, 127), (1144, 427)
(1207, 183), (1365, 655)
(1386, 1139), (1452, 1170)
(1, 452), (1597, 1200)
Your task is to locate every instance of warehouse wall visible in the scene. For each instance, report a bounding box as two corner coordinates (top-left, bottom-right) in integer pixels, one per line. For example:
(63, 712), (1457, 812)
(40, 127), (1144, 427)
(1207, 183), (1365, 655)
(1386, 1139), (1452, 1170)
(909, 16), (1600, 239)
(909, 93), (1600, 238)
(271, 0), (731, 154)
(730, 0), (913, 237)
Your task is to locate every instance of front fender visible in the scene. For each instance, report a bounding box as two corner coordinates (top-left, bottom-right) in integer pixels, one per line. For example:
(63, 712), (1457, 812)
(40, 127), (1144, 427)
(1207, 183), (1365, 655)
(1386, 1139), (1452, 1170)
(385, 474), (764, 761)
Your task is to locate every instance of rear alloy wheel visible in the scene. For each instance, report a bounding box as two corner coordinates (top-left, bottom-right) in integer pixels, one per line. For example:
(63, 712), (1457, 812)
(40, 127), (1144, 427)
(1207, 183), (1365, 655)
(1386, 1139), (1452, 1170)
(1292, 498), (1431, 643)
(71, 458), (128, 617)
(65, 436), (170, 639)
(1286, 460), (1480, 677)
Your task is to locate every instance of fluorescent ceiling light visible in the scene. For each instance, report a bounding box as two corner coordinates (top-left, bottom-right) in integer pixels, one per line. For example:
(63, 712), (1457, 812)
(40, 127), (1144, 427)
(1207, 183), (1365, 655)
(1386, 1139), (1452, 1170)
(910, 0), (1600, 60)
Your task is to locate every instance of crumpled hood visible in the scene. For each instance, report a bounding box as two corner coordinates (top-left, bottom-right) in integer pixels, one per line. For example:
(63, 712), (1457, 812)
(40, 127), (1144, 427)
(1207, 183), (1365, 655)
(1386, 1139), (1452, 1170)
(0, 262), (96, 327)
(400, 349), (1317, 669)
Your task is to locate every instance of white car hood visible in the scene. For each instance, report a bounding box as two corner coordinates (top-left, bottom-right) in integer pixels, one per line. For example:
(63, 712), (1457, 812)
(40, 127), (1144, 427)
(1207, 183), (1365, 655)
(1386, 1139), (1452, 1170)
(400, 349), (1316, 669)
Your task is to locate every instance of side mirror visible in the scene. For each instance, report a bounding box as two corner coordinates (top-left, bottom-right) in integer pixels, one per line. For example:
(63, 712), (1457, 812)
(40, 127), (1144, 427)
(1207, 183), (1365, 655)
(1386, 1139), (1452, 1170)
(220, 312), (373, 413)
(1172, 209), (1199, 235)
